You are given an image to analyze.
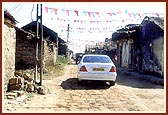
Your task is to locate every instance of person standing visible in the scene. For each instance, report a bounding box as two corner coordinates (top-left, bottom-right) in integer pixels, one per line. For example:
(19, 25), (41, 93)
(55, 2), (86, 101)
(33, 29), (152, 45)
(114, 54), (117, 66)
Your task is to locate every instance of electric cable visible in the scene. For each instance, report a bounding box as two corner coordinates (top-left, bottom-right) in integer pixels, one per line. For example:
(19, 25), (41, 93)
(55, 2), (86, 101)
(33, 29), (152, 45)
(14, 4), (23, 16)
(9, 4), (20, 12)
(31, 4), (34, 21)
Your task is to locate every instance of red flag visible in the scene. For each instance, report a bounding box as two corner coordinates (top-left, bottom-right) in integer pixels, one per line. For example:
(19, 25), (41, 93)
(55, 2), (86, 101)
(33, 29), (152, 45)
(66, 10), (70, 16)
(107, 13), (112, 16)
(87, 12), (91, 17)
(156, 13), (159, 17)
(116, 11), (122, 14)
(95, 12), (100, 17)
(74, 10), (79, 16)
(45, 7), (48, 13)
(53, 8), (57, 15)
(136, 13), (141, 19)
(128, 13), (131, 18)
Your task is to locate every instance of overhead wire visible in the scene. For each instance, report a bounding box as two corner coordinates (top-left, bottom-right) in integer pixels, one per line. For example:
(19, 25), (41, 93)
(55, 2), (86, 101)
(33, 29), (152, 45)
(9, 4), (20, 12)
(31, 4), (34, 21)
(14, 4), (23, 16)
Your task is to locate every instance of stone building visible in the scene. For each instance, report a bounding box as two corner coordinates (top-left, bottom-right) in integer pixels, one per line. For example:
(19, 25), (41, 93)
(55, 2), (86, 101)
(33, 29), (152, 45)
(15, 21), (67, 70)
(112, 16), (164, 77)
(112, 24), (139, 69)
(103, 38), (117, 62)
(3, 9), (17, 91)
(140, 16), (164, 76)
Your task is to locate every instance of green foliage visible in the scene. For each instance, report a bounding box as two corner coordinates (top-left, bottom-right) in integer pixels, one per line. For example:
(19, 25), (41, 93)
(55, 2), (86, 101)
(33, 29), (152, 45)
(44, 55), (70, 80)
(55, 55), (70, 66)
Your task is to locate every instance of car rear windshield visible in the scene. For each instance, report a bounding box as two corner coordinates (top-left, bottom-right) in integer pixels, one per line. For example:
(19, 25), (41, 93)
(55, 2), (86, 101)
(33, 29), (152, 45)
(83, 56), (112, 63)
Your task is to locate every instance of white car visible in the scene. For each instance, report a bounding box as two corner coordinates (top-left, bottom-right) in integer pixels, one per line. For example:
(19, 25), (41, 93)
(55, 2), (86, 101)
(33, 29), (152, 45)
(77, 54), (117, 86)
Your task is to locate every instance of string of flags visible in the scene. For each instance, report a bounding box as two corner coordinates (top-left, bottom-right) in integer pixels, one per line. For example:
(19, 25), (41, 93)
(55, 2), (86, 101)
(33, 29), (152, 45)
(44, 6), (164, 34)
(54, 17), (139, 24)
(44, 6), (162, 18)
(57, 25), (118, 33)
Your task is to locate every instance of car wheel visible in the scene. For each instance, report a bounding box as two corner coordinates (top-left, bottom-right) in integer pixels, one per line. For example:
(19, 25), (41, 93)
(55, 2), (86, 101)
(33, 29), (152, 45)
(109, 81), (115, 86)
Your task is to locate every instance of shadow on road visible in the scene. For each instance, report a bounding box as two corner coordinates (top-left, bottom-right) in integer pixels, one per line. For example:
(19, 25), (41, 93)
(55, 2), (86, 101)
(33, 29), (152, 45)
(116, 72), (164, 89)
(60, 78), (111, 90)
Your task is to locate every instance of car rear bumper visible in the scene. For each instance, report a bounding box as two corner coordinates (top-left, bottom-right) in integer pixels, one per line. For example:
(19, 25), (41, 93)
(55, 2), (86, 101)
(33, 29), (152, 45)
(77, 72), (117, 81)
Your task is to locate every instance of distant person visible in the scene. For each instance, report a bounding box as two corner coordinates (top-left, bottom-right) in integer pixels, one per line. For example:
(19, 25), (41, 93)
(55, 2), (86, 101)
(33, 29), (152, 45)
(114, 54), (117, 65)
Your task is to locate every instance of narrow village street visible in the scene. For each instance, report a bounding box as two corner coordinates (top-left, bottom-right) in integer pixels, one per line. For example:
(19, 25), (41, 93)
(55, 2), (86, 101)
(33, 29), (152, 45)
(3, 3), (165, 114)
(4, 64), (165, 113)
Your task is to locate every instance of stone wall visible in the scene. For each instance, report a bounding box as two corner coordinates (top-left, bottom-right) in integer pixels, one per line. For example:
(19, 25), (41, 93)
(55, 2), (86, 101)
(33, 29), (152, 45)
(153, 36), (164, 73)
(141, 36), (164, 77)
(3, 24), (16, 92)
(141, 21), (164, 77)
(43, 40), (57, 66)
(16, 30), (57, 70)
(15, 30), (36, 70)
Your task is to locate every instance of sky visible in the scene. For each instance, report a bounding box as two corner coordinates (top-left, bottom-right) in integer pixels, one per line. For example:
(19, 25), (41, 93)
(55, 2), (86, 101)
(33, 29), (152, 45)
(3, 2), (165, 53)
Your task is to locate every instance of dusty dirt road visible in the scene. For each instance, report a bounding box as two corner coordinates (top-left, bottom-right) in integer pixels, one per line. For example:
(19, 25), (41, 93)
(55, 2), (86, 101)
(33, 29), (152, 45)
(3, 64), (165, 113)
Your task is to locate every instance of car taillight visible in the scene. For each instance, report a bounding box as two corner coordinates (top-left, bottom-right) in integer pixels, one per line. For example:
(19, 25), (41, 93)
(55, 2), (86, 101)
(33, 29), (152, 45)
(79, 66), (87, 72)
(109, 66), (116, 72)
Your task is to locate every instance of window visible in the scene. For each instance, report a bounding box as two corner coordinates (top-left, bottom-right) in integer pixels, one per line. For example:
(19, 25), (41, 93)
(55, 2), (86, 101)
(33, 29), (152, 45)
(83, 56), (112, 63)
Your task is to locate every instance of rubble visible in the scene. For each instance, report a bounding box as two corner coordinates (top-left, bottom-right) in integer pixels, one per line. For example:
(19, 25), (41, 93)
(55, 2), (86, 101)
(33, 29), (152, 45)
(37, 86), (48, 95)
(6, 92), (18, 99)
(6, 70), (47, 99)
(26, 83), (35, 92)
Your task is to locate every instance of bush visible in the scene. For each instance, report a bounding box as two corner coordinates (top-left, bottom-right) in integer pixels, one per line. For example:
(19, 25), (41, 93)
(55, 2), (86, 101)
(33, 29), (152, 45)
(56, 55), (70, 66)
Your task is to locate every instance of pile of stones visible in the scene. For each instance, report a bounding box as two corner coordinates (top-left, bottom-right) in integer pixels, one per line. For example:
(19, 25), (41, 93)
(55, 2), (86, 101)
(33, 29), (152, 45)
(6, 70), (48, 99)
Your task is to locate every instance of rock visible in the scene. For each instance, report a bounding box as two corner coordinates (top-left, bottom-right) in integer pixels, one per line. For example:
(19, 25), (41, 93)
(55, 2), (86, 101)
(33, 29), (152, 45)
(18, 76), (25, 85)
(26, 83), (35, 92)
(8, 77), (21, 86)
(12, 90), (24, 97)
(14, 71), (23, 77)
(34, 84), (38, 91)
(38, 86), (47, 95)
(6, 96), (15, 99)
(6, 92), (18, 99)
(8, 84), (21, 91)
(27, 78), (34, 83)
(22, 74), (29, 80)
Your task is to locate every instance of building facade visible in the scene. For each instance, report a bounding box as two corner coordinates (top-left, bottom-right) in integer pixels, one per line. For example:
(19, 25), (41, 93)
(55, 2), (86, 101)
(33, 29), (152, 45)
(112, 16), (164, 77)
(3, 9), (17, 91)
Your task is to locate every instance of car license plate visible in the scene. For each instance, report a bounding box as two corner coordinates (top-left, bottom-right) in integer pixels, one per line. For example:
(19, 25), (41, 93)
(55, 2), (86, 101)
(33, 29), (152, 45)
(93, 68), (104, 71)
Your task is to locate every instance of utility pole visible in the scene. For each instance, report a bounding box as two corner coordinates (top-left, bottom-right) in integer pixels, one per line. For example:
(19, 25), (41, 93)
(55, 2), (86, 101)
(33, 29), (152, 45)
(55, 33), (58, 65)
(39, 4), (43, 86)
(66, 24), (70, 58)
(35, 4), (43, 86)
(34, 4), (39, 84)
